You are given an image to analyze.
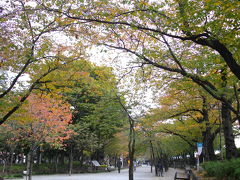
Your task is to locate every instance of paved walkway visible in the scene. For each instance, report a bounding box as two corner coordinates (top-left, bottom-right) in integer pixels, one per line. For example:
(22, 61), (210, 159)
(10, 166), (184, 180)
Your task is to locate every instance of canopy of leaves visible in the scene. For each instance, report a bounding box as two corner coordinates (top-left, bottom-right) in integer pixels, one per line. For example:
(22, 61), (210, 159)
(1, 94), (73, 151)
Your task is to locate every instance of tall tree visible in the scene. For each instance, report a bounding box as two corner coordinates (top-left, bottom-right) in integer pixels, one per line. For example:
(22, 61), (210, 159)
(61, 61), (128, 167)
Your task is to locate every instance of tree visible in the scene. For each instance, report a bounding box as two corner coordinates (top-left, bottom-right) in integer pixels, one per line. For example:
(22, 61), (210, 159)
(2, 0), (239, 162)
(44, 0), (239, 80)
(57, 61), (128, 173)
(38, 0), (239, 158)
(104, 130), (129, 159)
(157, 79), (221, 161)
(0, 122), (21, 174)
(116, 96), (136, 180)
(0, 0), (84, 124)
(2, 94), (73, 180)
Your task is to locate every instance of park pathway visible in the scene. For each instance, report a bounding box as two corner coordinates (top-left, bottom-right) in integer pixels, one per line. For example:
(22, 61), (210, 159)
(10, 166), (184, 180)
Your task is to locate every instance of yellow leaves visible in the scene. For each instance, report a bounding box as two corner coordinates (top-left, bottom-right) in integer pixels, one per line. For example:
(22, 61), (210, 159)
(55, 16), (76, 26)
(55, 17), (62, 24)
(139, 0), (149, 7)
(93, 69), (107, 79)
(213, 1), (221, 6)
(193, 113), (202, 119)
(104, 16), (113, 22)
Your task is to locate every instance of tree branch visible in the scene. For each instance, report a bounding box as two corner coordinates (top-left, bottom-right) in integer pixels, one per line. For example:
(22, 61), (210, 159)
(0, 66), (59, 125)
(163, 128), (196, 148)
(168, 109), (203, 119)
(102, 43), (239, 115)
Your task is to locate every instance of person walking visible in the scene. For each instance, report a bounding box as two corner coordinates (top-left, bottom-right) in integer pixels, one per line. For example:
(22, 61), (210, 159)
(117, 158), (122, 173)
(133, 161), (137, 171)
(157, 160), (164, 177)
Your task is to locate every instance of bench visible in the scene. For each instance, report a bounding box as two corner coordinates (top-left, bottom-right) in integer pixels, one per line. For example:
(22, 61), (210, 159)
(185, 167), (191, 175)
(174, 172), (190, 180)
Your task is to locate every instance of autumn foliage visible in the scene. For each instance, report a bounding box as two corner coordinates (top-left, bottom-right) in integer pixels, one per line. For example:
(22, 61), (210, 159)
(4, 94), (73, 149)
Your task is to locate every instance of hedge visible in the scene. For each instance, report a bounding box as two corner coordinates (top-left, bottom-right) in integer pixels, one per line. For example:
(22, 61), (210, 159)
(201, 158), (240, 180)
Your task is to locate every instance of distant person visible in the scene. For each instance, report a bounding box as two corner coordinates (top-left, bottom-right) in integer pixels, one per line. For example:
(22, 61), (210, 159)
(117, 159), (122, 173)
(128, 159), (130, 166)
(133, 161), (137, 171)
(157, 161), (164, 177)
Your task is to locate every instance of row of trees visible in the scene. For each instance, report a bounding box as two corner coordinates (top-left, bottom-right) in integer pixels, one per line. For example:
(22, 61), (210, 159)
(0, 0), (239, 179)
(0, 1), (130, 174)
(1, 57), (130, 179)
(54, 0), (238, 163)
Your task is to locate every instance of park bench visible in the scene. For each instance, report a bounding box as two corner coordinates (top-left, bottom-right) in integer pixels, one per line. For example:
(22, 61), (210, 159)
(185, 167), (191, 175)
(174, 172), (190, 180)
(90, 160), (113, 172)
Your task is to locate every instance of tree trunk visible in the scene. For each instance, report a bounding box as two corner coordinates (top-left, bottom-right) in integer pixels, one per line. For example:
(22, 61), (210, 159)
(36, 146), (42, 165)
(55, 153), (59, 173)
(202, 127), (217, 161)
(149, 140), (157, 176)
(221, 102), (239, 159)
(59, 153), (65, 165)
(79, 149), (84, 167)
(150, 151), (153, 173)
(128, 117), (135, 180)
(199, 95), (217, 161)
(163, 153), (168, 172)
(26, 151), (33, 180)
(7, 148), (14, 174)
(69, 145), (73, 176)
(116, 96), (136, 180)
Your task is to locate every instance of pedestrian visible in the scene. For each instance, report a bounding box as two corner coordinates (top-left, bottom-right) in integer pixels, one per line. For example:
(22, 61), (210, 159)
(156, 161), (164, 177)
(133, 161), (137, 171)
(117, 158), (122, 173)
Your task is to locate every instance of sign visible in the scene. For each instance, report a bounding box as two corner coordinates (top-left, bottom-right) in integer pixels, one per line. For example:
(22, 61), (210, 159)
(92, 160), (100, 166)
(197, 142), (203, 171)
(197, 143), (203, 155)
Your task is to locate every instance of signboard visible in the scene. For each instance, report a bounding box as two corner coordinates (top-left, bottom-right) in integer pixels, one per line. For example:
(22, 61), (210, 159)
(92, 160), (100, 166)
(197, 142), (203, 171)
(197, 143), (203, 155)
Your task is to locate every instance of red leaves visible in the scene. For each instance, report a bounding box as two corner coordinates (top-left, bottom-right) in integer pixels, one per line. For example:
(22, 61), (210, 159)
(3, 94), (74, 149)
(25, 94), (74, 148)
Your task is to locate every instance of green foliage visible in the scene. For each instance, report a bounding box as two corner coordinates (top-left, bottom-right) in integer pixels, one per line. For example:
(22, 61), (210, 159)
(0, 162), (91, 176)
(202, 158), (240, 180)
(32, 163), (72, 174)
(69, 122), (99, 152)
(3, 174), (23, 179)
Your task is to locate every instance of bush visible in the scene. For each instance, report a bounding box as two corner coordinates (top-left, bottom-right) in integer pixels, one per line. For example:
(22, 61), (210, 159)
(0, 161), (93, 176)
(99, 165), (108, 167)
(202, 158), (240, 180)
(4, 174), (23, 179)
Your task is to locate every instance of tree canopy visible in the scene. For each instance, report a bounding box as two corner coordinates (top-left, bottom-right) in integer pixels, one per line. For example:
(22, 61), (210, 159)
(0, 1), (239, 178)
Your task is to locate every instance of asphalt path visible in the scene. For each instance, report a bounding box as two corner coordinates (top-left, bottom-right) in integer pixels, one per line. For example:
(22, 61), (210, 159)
(10, 166), (184, 180)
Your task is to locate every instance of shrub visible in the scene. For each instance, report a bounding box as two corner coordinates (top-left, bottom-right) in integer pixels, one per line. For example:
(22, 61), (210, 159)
(99, 165), (108, 167)
(4, 174), (23, 179)
(0, 161), (93, 176)
(202, 158), (240, 180)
